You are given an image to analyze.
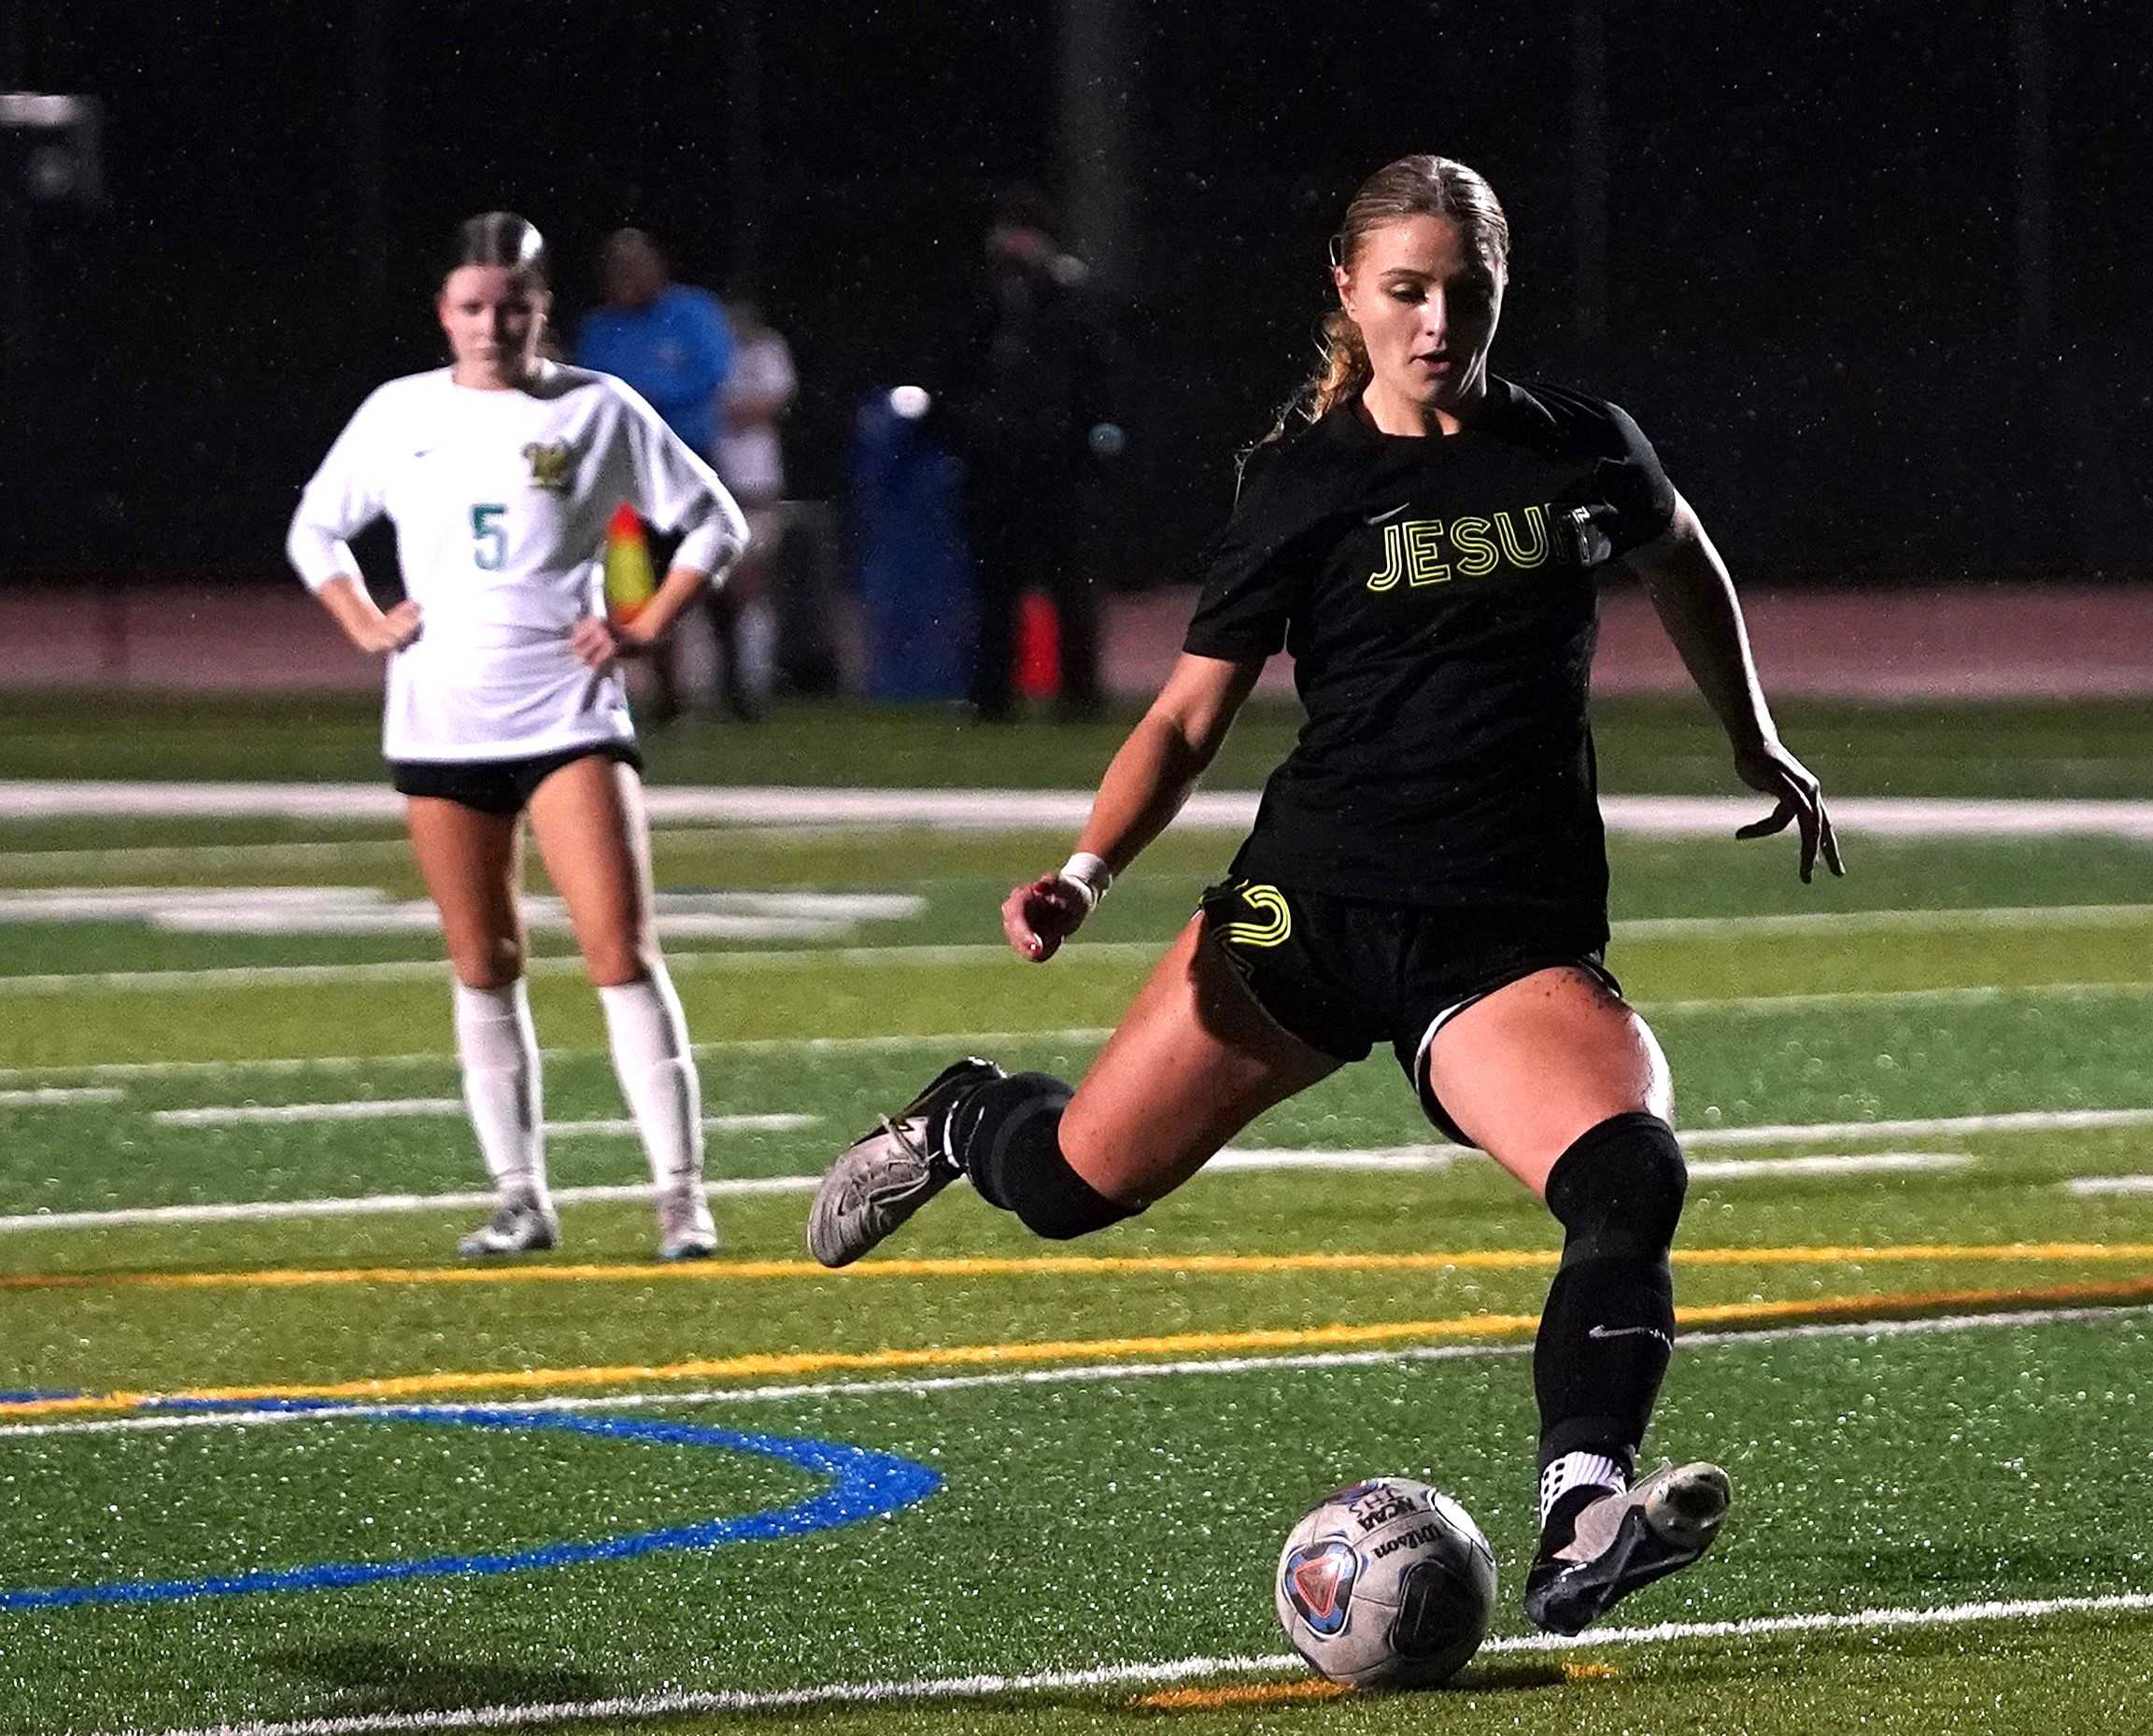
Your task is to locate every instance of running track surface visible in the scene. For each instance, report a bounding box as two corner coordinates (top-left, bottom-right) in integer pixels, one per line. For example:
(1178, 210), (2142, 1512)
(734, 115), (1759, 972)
(4, 582), (2150, 700)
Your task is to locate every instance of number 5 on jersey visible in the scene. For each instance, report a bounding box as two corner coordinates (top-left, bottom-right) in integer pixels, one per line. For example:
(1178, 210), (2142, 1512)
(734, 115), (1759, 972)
(471, 502), (508, 571)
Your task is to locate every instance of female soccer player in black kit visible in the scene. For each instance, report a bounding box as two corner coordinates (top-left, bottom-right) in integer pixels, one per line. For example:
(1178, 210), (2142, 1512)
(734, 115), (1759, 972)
(809, 155), (1844, 1634)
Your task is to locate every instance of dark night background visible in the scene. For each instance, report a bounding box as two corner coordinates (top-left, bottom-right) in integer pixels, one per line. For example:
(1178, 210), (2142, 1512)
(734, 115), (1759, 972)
(1, 0), (2146, 591)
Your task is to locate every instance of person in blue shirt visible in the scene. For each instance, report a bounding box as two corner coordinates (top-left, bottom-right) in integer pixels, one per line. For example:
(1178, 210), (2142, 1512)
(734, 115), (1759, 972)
(577, 230), (745, 720)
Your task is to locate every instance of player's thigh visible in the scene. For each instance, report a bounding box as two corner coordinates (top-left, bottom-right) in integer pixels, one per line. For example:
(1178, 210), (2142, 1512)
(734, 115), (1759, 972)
(1059, 916), (1340, 1206)
(525, 754), (653, 986)
(404, 797), (524, 987)
(1424, 965), (1672, 1199)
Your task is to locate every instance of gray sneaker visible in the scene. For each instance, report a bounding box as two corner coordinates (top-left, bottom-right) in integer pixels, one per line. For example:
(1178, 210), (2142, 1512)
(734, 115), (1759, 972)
(457, 1197), (560, 1258)
(1523, 1460), (1731, 1635)
(656, 1186), (719, 1261)
(807, 1058), (1003, 1268)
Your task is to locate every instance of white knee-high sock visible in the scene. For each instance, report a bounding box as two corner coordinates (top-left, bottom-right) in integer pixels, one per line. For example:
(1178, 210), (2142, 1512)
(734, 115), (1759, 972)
(598, 967), (702, 1192)
(453, 980), (545, 1203)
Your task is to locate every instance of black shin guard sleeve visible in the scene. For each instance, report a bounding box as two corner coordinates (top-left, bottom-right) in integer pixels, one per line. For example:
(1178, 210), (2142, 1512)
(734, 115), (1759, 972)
(1533, 1112), (1687, 1474)
(956, 1073), (1138, 1241)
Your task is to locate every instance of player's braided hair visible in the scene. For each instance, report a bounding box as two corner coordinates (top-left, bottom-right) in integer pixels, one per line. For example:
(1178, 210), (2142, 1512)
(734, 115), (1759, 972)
(1262, 156), (1509, 448)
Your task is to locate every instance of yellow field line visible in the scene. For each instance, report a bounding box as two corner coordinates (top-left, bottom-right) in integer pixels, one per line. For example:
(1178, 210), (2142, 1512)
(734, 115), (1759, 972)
(1131, 1662), (1620, 1707)
(4, 1241), (2152, 1297)
(5, 1270), (2151, 1422)
(1134, 1679), (1349, 1708)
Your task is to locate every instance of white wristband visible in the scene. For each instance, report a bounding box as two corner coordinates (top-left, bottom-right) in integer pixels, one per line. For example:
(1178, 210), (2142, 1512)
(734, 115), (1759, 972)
(1058, 851), (1113, 910)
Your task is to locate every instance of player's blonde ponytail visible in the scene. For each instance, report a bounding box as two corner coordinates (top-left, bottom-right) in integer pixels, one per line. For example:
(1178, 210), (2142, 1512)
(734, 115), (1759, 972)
(1262, 156), (1509, 446)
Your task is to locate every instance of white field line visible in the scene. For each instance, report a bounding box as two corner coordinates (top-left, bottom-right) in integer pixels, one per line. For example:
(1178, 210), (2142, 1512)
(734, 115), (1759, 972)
(547, 1113), (818, 1139)
(1207, 1148), (1459, 1172)
(0, 1147), (1992, 1235)
(12, 1303), (2153, 1444)
(0, 1176), (824, 1235)
(1686, 1151), (1970, 1178)
(0, 1028), (1122, 1088)
(0, 941), (1165, 995)
(2066, 1177), (2153, 1196)
(14, 783), (2153, 839)
(1615, 902), (2153, 939)
(78, 1598), (2153, 1736)
(1683, 1107), (2153, 1146)
(148, 1101), (817, 1136)
(5, 951), (2149, 1004)
(0, 1086), (122, 1107)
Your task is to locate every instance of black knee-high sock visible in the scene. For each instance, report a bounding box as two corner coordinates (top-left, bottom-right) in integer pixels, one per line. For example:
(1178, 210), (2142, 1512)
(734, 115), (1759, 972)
(948, 1072), (1138, 1241)
(1533, 1112), (1687, 1482)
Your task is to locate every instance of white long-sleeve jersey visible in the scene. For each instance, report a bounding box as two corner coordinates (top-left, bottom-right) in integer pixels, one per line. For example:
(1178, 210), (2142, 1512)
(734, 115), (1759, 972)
(287, 362), (747, 762)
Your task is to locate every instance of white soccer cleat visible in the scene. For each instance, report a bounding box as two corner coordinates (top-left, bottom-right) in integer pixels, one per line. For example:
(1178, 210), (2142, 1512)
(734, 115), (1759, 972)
(807, 1058), (1003, 1268)
(656, 1186), (719, 1262)
(1523, 1459), (1731, 1635)
(457, 1197), (560, 1258)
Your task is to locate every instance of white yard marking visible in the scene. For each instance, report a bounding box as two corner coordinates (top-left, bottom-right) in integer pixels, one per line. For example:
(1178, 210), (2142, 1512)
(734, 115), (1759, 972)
(0, 1028), (1120, 1088)
(75, 1593), (2153, 1736)
(0, 1175), (824, 1235)
(148, 1101), (818, 1135)
(1615, 902), (2153, 939)
(1208, 1148), (1460, 1173)
(547, 1113), (820, 1139)
(2066, 1177), (2153, 1195)
(0, 1143), (1985, 1234)
(151, 1098), (468, 1125)
(0, 886), (921, 942)
(79, 1590), (2153, 1736)
(1686, 1151), (1972, 1179)
(143, 1101), (814, 1144)
(1683, 1108), (2153, 1146)
(0, 941), (1161, 995)
(10, 1302), (2150, 1441)
(0, 1086), (123, 1107)
(4, 946), (2146, 1001)
(13, 782), (2153, 839)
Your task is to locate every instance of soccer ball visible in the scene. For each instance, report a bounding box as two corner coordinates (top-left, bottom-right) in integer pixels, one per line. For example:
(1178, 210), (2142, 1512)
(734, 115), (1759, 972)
(1274, 1477), (1497, 1690)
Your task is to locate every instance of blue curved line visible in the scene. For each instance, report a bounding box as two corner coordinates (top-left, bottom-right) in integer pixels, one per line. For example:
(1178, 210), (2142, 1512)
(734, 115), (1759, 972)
(0, 1404), (940, 1612)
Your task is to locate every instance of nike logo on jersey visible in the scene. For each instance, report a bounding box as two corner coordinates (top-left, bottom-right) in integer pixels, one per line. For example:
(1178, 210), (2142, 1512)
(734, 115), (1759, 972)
(1363, 502), (1411, 526)
(1588, 1323), (1674, 1347)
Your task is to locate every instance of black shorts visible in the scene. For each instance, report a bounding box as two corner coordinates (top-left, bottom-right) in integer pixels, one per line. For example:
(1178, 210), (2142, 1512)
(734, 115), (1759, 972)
(390, 741), (644, 817)
(1197, 877), (1621, 1147)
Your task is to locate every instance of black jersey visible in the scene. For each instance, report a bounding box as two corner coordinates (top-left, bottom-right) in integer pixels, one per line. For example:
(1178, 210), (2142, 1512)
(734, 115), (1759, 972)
(1183, 375), (1678, 920)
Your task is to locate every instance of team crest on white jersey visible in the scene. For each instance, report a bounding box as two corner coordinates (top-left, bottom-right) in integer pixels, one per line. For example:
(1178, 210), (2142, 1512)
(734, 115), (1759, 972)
(521, 440), (574, 492)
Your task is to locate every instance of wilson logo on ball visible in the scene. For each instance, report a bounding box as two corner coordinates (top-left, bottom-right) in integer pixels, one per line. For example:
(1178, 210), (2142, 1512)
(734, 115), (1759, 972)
(1282, 1537), (1359, 1636)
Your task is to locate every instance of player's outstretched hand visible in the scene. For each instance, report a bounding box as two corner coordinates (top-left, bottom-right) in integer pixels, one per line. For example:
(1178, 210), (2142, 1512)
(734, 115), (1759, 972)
(1003, 873), (1092, 963)
(353, 600), (422, 656)
(1733, 739), (1846, 883)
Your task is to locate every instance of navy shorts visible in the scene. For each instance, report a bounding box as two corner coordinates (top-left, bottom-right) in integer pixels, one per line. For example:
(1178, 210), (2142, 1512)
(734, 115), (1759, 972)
(1197, 876), (1621, 1146)
(390, 741), (644, 817)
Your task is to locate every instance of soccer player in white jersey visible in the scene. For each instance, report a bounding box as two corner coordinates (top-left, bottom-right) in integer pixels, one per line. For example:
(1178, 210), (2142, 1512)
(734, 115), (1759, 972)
(287, 212), (748, 1261)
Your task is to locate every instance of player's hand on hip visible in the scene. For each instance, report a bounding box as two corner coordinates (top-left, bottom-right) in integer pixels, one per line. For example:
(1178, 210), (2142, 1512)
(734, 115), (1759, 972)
(570, 614), (624, 670)
(1003, 873), (1092, 963)
(354, 600), (422, 656)
(1733, 739), (1846, 883)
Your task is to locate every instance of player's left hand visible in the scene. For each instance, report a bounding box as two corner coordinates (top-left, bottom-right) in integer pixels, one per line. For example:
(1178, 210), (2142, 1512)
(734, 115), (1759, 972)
(571, 615), (655, 670)
(1733, 739), (1846, 883)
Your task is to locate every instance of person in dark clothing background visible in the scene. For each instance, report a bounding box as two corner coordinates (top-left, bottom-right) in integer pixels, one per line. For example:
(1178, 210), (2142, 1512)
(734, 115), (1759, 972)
(941, 187), (1120, 722)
